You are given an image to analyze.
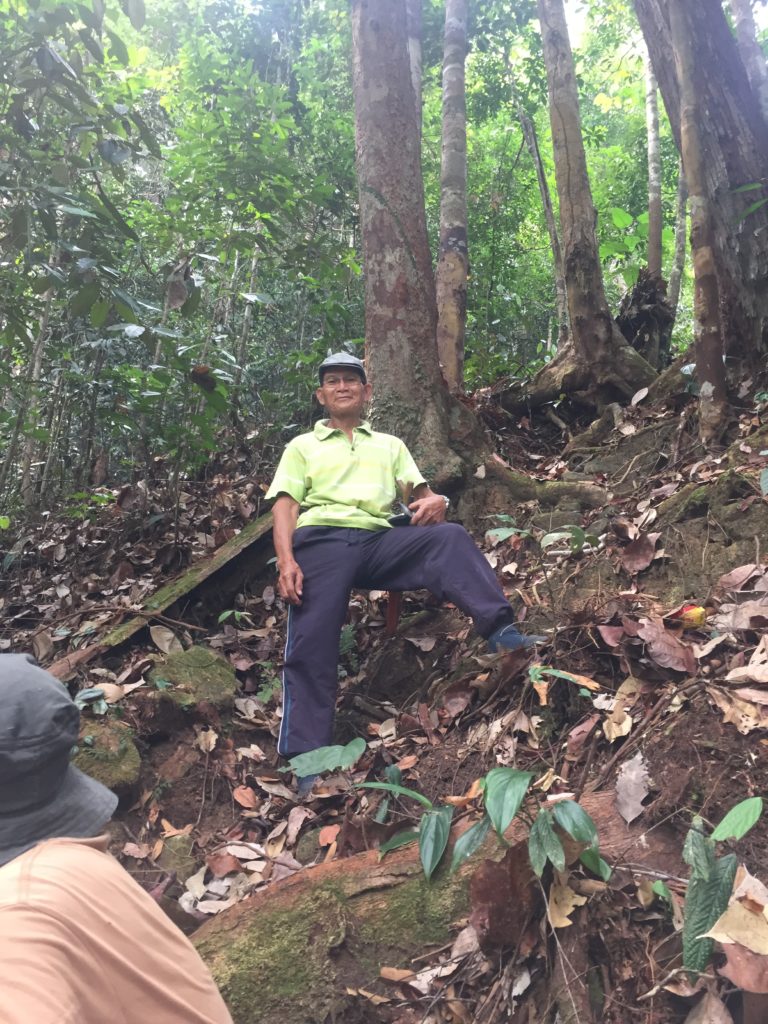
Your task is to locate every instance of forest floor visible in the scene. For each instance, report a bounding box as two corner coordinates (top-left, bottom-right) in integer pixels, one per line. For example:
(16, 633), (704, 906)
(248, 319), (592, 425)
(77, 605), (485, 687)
(3, 382), (768, 1024)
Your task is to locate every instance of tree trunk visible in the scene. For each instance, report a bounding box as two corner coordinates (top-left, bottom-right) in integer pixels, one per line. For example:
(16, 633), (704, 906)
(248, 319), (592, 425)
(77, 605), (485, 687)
(667, 159), (687, 326)
(729, 0), (768, 126)
(645, 52), (663, 280)
(668, 1), (729, 444)
(531, 0), (656, 411)
(512, 85), (568, 347)
(435, 0), (469, 392)
(350, 0), (482, 486)
(635, 0), (768, 372)
(17, 290), (54, 506)
(406, 0), (422, 141)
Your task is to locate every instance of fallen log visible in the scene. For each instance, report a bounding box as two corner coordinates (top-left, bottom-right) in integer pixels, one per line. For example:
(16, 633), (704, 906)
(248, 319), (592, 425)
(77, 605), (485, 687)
(49, 512), (274, 680)
(193, 791), (682, 1024)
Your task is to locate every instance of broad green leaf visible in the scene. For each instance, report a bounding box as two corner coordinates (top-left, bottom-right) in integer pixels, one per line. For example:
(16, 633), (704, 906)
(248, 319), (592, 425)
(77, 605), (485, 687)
(419, 805), (453, 881)
(124, 0), (145, 29)
(356, 781), (433, 810)
(71, 282), (100, 316)
(286, 737), (366, 777)
(610, 206), (634, 229)
(738, 197), (768, 223)
(528, 809), (565, 877)
(540, 531), (572, 549)
(57, 204), (97, 218)
(683, 852), (737, 975)
(683, 822), (716, 878)
(553, 800), (598, 846)
(107, 30), (130, 66)
(579, 847), (612, 881)
(90, 298), (110, 328)
(0, 516), (10, 530)
(383, 764), (402, 786)
(450, 814), (491, 874)
(652, 880), (672, 904)
(711, 797), (763, 842)
(379, 829), (418, 857)
(484, 767), (533, 837)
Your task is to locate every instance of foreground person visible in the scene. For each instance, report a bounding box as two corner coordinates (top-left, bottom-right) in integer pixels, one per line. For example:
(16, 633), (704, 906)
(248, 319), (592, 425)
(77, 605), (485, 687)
(266, 352), (544, 791)
(0, 653), (232, 1024)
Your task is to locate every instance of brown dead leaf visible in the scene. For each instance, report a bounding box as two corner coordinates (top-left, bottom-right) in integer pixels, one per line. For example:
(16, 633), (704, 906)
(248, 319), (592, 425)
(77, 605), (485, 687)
(380, 967), (415, 983)
(597, 624), (625, 647)
(194, 725), (218, 753)
(122, 841), (151, 859)
(206, 850), (242, 878)
(232, 785), (260, 809)
(548, 882), (587, 928)
(716, 564), (761, 595)
(604, 702), (632, 742)
(395, 754), (419, 771)
(440, 680), (474, 720)
(286, 805), (314, 846)
(405, 636), (436, 652)
(565, 714), (600, 761)
(719, 942), (768, 994)
(705, 899), (768, 955)
(32, 631), (54, 663)
(469, 844), (538, 951)
(682, 992), (734, 1024)
(150, 625), (183, 654)
(620, 532), (661, 574)
(444, 779), (482, 808)
(533, 679), (549, 705)
(708, 687), (767, 734)
(637, 617), (696, 673)
(319, 824), (341, 847)
(160, 819), (193, 838)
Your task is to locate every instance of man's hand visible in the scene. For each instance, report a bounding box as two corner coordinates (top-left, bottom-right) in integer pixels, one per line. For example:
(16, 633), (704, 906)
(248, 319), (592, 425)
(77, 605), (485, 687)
(408, 494), (447, 526)
(277, 559), (304, 605)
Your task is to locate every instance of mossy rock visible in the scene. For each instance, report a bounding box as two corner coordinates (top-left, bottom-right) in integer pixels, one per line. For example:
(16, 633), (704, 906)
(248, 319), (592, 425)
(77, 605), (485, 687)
(148, 646), (236, 715)
(73, 717), (141, 797)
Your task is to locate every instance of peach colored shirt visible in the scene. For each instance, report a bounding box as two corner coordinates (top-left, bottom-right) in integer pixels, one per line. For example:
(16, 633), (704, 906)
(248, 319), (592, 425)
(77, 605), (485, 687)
(0, 835), (232, 1024)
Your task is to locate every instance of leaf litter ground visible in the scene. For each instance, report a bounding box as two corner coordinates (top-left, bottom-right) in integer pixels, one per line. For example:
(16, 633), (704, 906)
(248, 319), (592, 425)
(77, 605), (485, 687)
(4, 391), (768, 1023)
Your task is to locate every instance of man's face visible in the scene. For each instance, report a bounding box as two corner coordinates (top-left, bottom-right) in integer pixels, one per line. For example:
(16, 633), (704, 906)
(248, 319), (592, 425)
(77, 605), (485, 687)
(316, 370), (371, 418)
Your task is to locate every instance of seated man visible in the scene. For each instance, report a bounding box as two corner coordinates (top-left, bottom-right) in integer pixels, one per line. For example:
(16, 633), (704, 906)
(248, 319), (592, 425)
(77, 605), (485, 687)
(266, 352), (543, 790)
(0, 653), (232, 1024)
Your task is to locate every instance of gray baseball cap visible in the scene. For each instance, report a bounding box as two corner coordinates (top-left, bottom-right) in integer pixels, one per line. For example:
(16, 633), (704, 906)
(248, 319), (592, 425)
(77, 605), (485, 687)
(318, 351), (367, 383)
(0, 653), (118, 867)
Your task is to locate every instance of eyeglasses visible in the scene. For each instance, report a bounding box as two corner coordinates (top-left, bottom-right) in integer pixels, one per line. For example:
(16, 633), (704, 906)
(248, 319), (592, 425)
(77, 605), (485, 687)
(321, 375), (364, 388)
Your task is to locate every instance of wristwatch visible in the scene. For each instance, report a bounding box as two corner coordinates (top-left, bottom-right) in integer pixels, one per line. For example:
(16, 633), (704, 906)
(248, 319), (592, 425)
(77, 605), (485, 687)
(440, 495), (450, 510)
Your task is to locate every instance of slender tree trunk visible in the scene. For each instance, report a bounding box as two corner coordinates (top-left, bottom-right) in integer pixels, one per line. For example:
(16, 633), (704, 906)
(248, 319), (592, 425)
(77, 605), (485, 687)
(17, 291), (54, 506)
(235, 250), (260, 393)
(350, 0), (483, 485)
(406, 0), (422, 140)
(532, 0), (655, 408)
(435, 0), (469, 392)
(729, 0), (768, 126)
(667, 159), (688, 323)
(645, 52), (663, 279)
(635, 0), (768, 371)
(669, 2), (729, 444)
(513, 85), (567, 346)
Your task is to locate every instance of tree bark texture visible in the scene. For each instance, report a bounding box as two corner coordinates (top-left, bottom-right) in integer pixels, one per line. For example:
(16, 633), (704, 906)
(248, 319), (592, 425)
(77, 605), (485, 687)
(534, 0), (656, 408)
(435, 0), (469, 392)
(667, 158), (688, 321)
(406, 0), (422, 141)
(645, 52), (663, 280)
(635, 0), (768, 370)
(668, 1), (729, 444)
(729, 0), (768, 127)
(350, 0), (481, 485)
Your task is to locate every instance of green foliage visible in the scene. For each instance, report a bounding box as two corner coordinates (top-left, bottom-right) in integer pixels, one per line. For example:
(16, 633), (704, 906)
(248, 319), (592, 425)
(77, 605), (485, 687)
(679, 799), (764, 977)
(528, 808), (565, 877)
(419, 805), (454, 881)
(483, 767), (534, 838)
(285, 737), (366, 777)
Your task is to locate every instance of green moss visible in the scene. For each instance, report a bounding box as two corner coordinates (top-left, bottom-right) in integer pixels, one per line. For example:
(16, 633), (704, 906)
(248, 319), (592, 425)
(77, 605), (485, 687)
(197, 888), (348, 1023)
(73, 717), (140, 794)
(149, 646), (236, 711)
(356, 870), (467, 953)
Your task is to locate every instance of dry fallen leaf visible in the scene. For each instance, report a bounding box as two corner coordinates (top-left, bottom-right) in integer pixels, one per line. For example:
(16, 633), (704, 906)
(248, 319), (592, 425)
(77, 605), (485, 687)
(380, 967), (415, 983)
(194, 725), (218, 753)
(286, 805), (314, 846)
(620, 532), (660, 574)
(604, 702), (632, 743)
(719, 941), (768, 993)
(232, 785), (260, 809)
(681, 991), (734, 1024)
(318, 824), (341, 847)
(122, 841), (151, 859)
(150, 625), (183, 654)
(705, 899), (768, 955)
(615, 751), (649, 824)
(206, 850), (242, 878)
(548, 882), (587, 928)
(32, 631), (54, 663)
(405, 636), (436, 652)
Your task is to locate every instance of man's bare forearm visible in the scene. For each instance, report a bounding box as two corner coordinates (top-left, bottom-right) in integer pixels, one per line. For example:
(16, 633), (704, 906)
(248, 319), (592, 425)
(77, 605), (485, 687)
(272, 495), (303, 604)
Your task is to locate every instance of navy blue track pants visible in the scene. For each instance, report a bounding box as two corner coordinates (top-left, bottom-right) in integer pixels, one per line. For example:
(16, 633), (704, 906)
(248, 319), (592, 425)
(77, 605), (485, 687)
(277, 523), (516, 756)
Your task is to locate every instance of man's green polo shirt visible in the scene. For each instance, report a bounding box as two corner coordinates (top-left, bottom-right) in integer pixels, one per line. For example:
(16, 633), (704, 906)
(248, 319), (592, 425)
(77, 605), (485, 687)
(266, 420), (426, 531)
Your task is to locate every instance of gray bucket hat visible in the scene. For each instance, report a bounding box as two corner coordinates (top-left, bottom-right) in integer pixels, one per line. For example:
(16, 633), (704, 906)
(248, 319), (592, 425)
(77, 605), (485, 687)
(318, 351), (367, 384)
(0, 653), (118, 867)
